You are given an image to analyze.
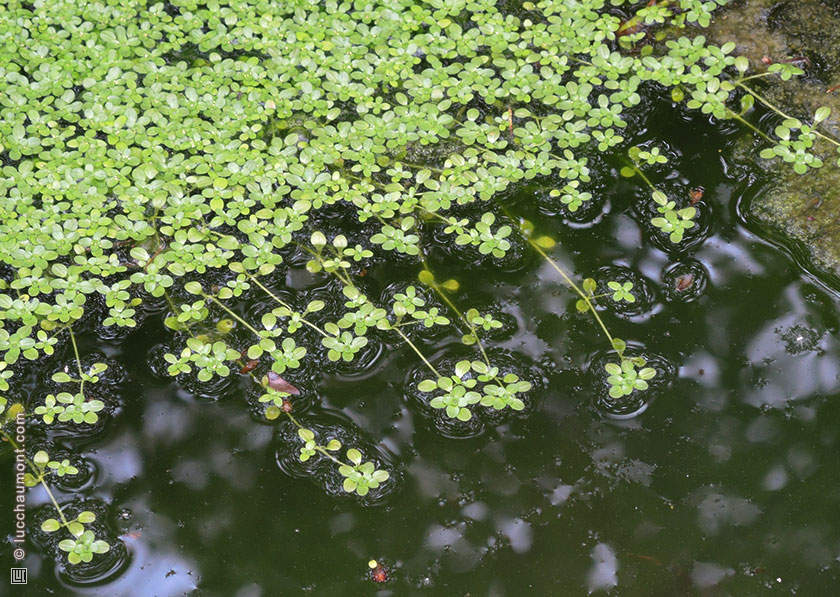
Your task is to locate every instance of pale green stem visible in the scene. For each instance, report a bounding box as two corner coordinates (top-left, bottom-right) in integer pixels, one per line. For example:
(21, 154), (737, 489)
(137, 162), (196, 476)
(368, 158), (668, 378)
(203, 294), (263, 339)
(526, 239), (619, 355)
(284, 413), (345, 465)
(723, 104), (774, 143)
(68, 326), (85, 396)
(2, 431), (71, 527)
(422, 269), (492, 369)
(393, 325), (442, 378)
(736, 81), (840, 147)
(242, 273), (330, 338)
(625, 160), (656, 190)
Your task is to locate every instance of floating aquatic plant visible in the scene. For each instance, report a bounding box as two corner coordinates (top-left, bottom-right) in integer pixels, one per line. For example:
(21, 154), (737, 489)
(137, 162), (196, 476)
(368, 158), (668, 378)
(2, 0), (840, 571)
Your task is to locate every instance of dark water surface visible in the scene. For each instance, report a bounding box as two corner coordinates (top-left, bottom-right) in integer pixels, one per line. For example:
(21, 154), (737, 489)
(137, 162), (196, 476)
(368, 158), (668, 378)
(4, 100), (840, 595)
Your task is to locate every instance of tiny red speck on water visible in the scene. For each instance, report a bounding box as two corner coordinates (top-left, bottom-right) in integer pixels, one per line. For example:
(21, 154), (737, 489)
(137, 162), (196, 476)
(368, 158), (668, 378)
(370, 564), (388, 583)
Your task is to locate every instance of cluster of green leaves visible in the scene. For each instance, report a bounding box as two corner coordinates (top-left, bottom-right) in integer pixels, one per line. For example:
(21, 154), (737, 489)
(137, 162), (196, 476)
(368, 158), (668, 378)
(730, 58), (840, 170)
(575, 277), (637, 312)
(1, 0), (838, 411)
(417, 360), (532, 421)
(8, 0), (840, 573)
(621, 145), (698, 244)
(629, 145), (669, 166)
(758, 115), (826, 175)
(338, 448), (390, 497)
(36, 361), (108, 425)
(604, 357), (657, 398)
(650, 190), (697, 243)
(617, 0), (728, 30)
(461, 308), (503, 345)
(25, 450), (110, 565)
(295, 428), (389, 497)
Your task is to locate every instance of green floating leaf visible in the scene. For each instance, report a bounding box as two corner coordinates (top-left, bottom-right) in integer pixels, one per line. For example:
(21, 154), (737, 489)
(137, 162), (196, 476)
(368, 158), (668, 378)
(418, 270), (435, 285)
(441, 279), (460, 292)
(417, 379), (437, 392)
(670, 86), (684, 103)
(815, 106), (831, 124)
(346, 448), (362, 465)
(67, 521), (84, 537)
(533, 236), (556, 249)
(184, 281), (203, 295)
(41, 519), (60, 532)
(310, 231), (327, 248)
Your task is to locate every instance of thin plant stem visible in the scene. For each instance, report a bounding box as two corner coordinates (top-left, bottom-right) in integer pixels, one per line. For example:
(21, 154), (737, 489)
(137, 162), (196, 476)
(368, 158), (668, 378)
(203, 294), (263, 338)
(243, 273), (330, 338)
(283, 413), (346, 465)
(393, 326), (441, 378)
(421, 269), (492, 369)
(68, 326), (85, 396)
(2, 431), (71, 527)
(526, 239), (618, 352)
(737, 81), (840, 147)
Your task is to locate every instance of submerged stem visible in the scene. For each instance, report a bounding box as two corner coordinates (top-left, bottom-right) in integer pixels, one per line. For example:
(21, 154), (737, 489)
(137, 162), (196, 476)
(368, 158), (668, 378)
(526, 239), (618, 352)
(68, 326), (85, 396)
(393, 326), (442, 378)
(2, 430), (70, 528)
(244, 273), (330, 339)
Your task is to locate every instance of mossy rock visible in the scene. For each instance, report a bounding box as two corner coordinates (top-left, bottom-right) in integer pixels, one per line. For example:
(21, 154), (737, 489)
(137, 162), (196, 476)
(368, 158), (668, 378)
(708, 0), (840, 278)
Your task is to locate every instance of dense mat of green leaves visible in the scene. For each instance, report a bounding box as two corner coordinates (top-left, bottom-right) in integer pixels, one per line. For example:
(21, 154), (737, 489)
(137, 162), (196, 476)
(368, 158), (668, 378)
(0, 0), (742, 408)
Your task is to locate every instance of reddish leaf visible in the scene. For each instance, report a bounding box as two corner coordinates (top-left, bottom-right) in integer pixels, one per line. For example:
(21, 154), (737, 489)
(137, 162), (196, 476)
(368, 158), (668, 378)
(240, 359), (259, 374)
(689, 186), (704, 204)
(675, 274), (694, 292)
(267, 372), (300, 395)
